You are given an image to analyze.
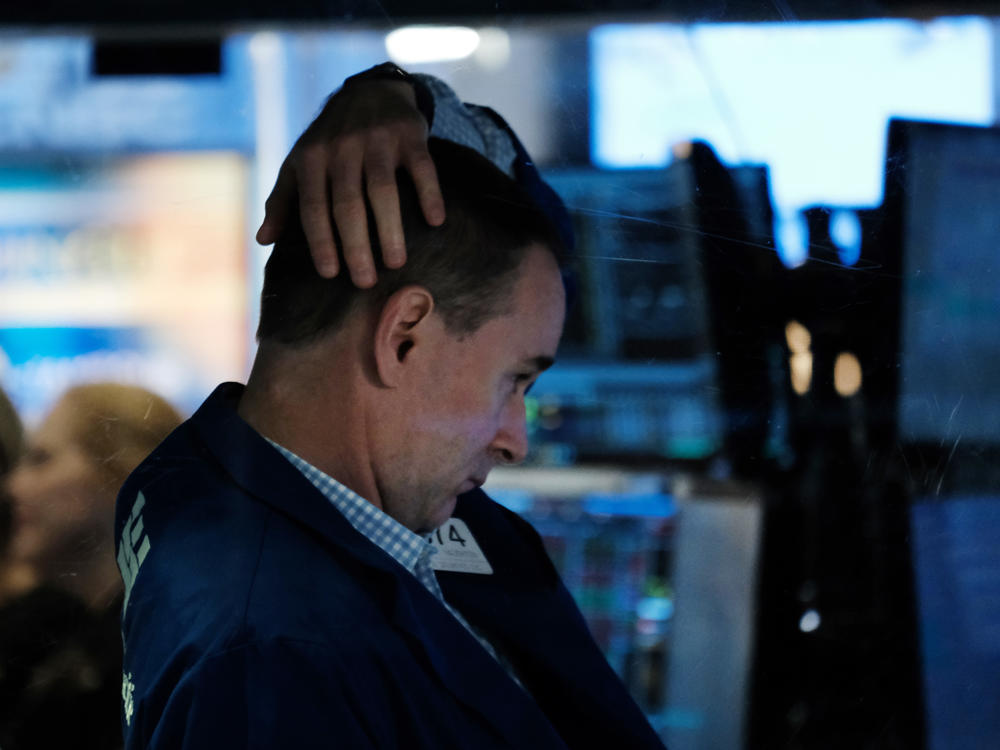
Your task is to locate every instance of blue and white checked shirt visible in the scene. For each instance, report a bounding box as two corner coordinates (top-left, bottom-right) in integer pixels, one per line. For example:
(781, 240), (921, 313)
(266, 439), (528, 689)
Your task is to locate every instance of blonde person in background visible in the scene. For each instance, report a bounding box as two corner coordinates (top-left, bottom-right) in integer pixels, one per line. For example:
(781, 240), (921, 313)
(0, 382), (181, 750)
(3, 383), (182, 609)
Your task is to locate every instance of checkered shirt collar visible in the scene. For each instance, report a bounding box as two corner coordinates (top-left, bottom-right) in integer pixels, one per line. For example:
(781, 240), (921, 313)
(266, 439), (430, 576)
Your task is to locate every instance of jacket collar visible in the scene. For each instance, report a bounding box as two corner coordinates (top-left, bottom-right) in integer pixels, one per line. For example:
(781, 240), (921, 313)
(191, 383), (398, 576)
(189, 383), (567, 748)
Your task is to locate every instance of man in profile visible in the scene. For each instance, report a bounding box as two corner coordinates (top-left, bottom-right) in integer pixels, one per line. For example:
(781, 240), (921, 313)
(116, 136), (664, 748)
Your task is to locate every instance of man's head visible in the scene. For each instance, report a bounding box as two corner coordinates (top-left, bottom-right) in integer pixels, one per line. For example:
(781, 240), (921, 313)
(258, 138), (565, 345)
(248, 139), (567, 533)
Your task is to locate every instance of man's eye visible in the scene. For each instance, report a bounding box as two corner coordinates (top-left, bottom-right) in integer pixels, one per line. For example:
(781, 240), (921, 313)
(512, 374), (535, 395)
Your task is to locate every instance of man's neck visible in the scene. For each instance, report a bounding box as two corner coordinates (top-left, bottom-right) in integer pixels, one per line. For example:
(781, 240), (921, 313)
(237, 347), (384, 513)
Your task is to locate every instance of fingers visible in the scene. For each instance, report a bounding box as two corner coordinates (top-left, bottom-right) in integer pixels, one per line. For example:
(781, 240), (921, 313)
(362, 137), (446, 274)
(330, 148), (376, 288)
(405, 146), (445, 227)
(359, 125), (443, 275)
(268, 99), (444, 286)
(336, 137), (445, 283)
(365, 150), (406, 270)
(297, 146), (341, 279)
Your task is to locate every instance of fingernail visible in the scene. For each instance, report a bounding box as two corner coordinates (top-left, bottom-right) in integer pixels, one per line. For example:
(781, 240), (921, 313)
(317, 261), (339, 278)
(385, 248), (406, 268)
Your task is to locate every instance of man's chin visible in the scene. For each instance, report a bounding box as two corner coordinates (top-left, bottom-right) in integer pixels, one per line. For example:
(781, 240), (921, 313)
(419, 495), (458, 536)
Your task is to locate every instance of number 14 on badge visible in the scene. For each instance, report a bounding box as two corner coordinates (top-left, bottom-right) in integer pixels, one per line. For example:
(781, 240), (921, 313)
(427, 518), (493, 574)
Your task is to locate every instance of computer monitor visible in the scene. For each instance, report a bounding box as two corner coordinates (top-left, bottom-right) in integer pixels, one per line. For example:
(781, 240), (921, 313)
(533, 165), (725, 464)
(885, 118), (1000, 445)
(910, 494), (1000, 750)
(884, 118), (1000, 749)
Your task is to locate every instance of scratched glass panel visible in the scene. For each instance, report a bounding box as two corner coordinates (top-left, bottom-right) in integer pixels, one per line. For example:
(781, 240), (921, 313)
(0, 12), (998, 750)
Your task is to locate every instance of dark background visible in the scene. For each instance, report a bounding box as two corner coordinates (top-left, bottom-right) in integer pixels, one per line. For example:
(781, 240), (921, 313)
(5, 0), (1000, 26)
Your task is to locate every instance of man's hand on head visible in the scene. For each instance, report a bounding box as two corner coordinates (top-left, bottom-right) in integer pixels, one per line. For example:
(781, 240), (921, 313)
(255, 77), (446, 288)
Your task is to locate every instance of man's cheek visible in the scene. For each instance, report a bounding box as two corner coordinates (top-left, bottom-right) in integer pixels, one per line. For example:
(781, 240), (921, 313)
(415, 411), (497, 439)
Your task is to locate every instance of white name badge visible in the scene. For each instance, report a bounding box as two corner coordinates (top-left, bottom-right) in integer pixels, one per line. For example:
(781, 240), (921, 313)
(427, 518), (493, 574)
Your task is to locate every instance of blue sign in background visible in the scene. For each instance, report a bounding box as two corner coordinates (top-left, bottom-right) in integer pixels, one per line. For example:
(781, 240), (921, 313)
(0, 326), (191, 426)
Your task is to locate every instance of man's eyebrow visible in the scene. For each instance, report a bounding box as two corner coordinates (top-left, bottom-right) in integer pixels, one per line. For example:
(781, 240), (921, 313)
(522, 356), (555, 373)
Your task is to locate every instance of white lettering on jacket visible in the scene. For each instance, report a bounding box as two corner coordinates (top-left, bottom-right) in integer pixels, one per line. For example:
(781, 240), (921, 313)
(117, 491), (151, 615)
(122, 671), (136, 726)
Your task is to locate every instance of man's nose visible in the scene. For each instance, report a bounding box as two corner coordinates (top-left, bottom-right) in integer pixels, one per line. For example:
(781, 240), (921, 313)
(490, 399), (529, 465)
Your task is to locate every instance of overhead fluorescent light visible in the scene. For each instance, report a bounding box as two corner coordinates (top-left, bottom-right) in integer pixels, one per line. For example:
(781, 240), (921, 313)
(385, 26), (480, 65)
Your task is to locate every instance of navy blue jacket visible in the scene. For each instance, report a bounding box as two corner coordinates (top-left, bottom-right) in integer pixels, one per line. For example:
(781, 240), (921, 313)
(115, 383), (664, 749)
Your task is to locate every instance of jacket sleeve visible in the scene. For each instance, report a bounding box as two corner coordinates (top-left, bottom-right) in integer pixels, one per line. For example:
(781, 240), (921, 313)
(412, 73), (519, 178)
(142, 639), (378, 750)
(412, 72), (575, 257)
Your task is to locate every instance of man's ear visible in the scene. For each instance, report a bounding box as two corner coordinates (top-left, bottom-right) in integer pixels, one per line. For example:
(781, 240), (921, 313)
(373, 285), (436, 387)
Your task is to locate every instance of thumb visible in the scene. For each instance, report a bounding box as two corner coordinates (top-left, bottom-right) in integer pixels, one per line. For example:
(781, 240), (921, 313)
(256, 164), (296, 245)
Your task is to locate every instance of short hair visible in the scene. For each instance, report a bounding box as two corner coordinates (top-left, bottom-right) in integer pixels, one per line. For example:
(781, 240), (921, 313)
(257, 138), (565, 345)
